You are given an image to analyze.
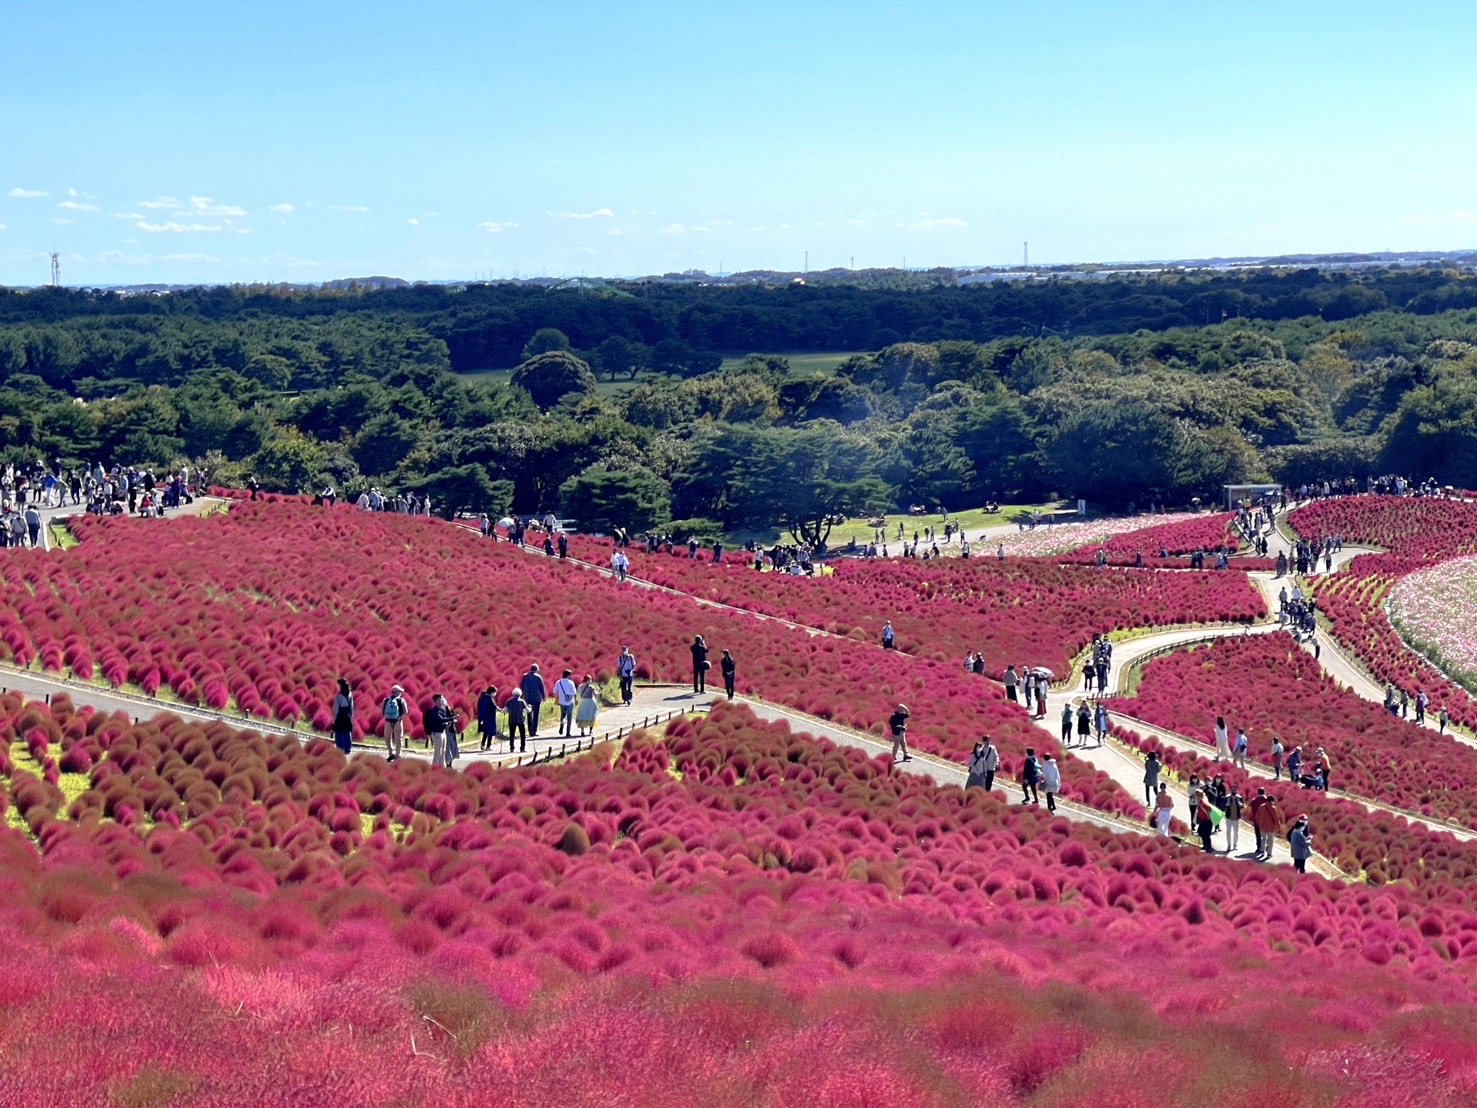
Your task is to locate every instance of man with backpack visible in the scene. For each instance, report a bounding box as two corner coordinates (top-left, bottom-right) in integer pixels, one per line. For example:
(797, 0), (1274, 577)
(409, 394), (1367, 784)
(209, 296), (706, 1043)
(616, 646), (637, 705)
(504, 689), (529, 752)
(381, 684), (408, 763)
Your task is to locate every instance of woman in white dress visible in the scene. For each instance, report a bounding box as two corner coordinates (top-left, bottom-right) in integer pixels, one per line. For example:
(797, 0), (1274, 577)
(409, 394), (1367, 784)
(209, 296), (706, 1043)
(575, 674), (599, 736)
(1213, 715), (1231, 762)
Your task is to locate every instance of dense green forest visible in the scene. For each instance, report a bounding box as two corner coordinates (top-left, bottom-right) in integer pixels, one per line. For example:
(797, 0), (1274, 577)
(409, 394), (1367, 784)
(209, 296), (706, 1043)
(5, 267), (1477, 541)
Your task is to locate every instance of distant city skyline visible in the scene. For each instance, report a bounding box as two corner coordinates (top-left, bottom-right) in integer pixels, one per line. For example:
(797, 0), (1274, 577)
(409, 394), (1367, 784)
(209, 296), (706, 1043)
(4, 0), (1476, 286)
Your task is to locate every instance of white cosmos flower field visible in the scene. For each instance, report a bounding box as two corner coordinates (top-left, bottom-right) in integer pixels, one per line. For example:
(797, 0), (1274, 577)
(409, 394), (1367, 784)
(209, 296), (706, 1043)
(991, 512), (1202, 558)
(1388, 554), (1477, 689)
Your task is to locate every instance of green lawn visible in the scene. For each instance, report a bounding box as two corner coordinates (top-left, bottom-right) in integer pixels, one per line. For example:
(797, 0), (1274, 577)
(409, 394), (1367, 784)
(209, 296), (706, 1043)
(717, 351), (861, 375)
(458, 367), (654, 399)
(716, 502), (1067, 551)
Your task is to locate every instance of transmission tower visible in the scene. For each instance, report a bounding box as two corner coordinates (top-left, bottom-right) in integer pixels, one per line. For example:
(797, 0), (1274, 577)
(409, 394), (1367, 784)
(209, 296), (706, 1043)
(50, 252), (60, 287)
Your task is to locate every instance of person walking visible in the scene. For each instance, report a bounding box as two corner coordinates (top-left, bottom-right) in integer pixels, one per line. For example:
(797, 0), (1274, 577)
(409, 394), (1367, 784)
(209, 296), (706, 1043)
(1143, 751), (1161, 806)
(611, 549), (629, 582)
(616, 646), (637, 705)
(1213, 716), (1231, 762)
(881, 621), (895, 650)
(1003, 664), (1019, 703)
(520, 664), (546, 735)
(477, 685), (498, 750)
(1153, 783), (1174, 834)
(1224, 786), (1245, 854)
(1439, 707), (1450, 735)
(1193, 789), (1215, 853)
(1060, 702), (1073, 746)
(1041, 754), (1062, 812)
(691, 635), (710, 694)
(381, 684), (407, 763)
(1020, 747), (1041, 805)
(426, 693), (457, 768)
(1075, 701), (1091, 746)
(1289, 815), (1313, 873)
(720, 649), (736, 700)
(331, 678), (354, 755)
(1271, 737), (1285, 780)
(504, 689), (528, 752)
(968, 735), (999, 791)
(888, 703), (911, 763)
(1233, 728), (1249, 769)
(1315, 747), (1332, 791)
(1253, 792), (1283, 861)
(1093, 701), (1108, 747)
(24, 504), (41, 548)
(576, 674), (599, 736)
(965, 738), (989, 790)
(553, 669), (578, 736)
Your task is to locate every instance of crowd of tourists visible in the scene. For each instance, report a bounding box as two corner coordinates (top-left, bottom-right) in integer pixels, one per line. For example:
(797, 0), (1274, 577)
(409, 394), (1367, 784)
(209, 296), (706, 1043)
(1, 461), (201, 547)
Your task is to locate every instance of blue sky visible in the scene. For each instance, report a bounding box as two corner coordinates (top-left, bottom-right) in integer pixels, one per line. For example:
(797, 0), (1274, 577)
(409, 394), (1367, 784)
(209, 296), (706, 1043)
(3, 0), (1475, 286)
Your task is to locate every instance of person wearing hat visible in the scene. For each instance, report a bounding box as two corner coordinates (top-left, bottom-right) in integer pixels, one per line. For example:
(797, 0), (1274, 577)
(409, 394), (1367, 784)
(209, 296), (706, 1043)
(888, 703), (911, 763)
(381, 684), (408, 763)
(1289, 815), (1313, 873)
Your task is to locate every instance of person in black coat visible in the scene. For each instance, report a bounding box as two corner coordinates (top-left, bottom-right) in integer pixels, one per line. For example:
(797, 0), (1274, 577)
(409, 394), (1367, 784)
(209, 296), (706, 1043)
(691, 635), (709, 693)
(520, 664), (546, 734)
(477, 685), (498, 750)
(720, 649), (736, 700)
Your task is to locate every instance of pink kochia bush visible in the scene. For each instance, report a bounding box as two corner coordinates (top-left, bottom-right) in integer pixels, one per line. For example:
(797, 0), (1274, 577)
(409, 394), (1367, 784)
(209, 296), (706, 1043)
(1290, 496), (1477, 730)
(569, 533), (1266, 670)
(0, 500), (1133, 814)
(1110, 632), (1477, 831)
(4, 696), (1477, 1100)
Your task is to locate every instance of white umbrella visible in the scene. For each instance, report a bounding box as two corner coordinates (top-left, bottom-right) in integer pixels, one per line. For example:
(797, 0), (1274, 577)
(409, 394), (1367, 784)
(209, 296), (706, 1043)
(497, 517), (516, 529)
(1029, 666), (1054, 678)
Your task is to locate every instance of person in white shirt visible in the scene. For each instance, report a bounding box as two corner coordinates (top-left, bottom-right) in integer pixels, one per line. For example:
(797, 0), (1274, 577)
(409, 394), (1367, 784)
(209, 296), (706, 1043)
(553, 669), (579, 736)
(611, 549), (629, 582)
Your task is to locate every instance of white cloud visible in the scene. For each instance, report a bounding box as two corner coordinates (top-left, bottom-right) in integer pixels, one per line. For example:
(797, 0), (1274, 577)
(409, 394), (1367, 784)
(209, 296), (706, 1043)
(658, 222), (686, 235)
(136, 220), (223, 233)
(268, 203), (295, 214)
(113, 212), (144, 220)
(423, 211), (440, 218)
(58, 200), (100, 212)
(8, 187), (47, 198)
(54, 218), (75, 225)
(331, 204), (371, 213)
(580, 247), (597, 255)
(188, 196), (248, 217)
(0, 223), (7, 231)
(406, 217), (419, 226)
(477, 220), (517, 233)
(845, 217), (869, 227)
(550, 207), (614, 219)
(67, 187), (77, 197)
(140, 196), (183, 209)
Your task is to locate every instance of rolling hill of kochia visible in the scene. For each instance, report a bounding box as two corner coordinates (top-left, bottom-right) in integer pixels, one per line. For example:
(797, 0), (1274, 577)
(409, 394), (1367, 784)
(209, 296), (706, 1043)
(3, 494), (1477, 1100)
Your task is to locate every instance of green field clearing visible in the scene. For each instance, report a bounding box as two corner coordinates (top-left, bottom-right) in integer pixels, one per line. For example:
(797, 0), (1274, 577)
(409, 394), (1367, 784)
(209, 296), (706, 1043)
(461, 351), (863, 398)
(717, 351), (861, 375)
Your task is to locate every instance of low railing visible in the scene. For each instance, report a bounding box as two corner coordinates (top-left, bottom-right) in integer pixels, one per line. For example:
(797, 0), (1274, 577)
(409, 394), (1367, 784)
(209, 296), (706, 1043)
(501, 705), (707, 767)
